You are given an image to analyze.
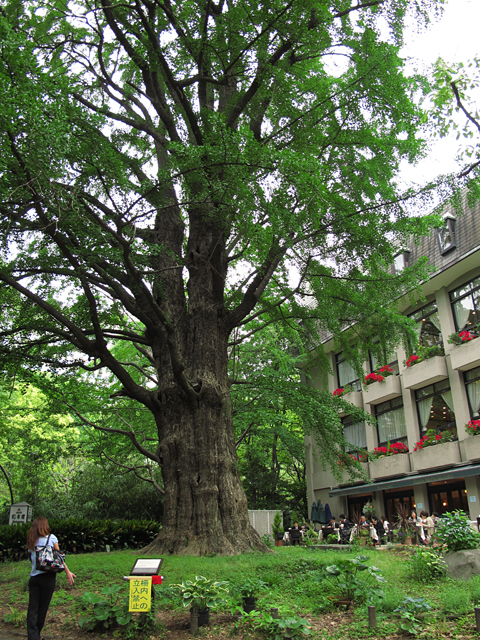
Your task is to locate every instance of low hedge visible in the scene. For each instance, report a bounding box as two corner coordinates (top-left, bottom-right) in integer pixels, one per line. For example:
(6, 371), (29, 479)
(0, 518), (161, 563)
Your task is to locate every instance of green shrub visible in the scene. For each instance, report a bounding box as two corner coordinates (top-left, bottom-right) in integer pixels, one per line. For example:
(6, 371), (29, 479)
(466, 575), (480, 604)
(394, 596), (432, 635)
(373, 589), (403, 613)
(314, 555), (386, 603)
(272, 512), (283, 540)
(0, 518), (161, 563)
(3, 606), (27, 627)
(78, 584), (132, 631)
(406, 547), (446, 582)
(262, 534), (275, 548)
(432, 511), (480, 552)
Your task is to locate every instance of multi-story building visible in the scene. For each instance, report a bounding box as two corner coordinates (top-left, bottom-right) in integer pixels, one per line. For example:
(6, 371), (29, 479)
(303, 191), (480, 522)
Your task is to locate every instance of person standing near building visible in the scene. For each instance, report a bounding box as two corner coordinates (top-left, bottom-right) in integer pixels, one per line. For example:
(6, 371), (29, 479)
(26, 517), (75, 640)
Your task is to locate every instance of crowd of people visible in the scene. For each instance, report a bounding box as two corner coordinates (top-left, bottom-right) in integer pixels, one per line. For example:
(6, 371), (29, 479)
(287, 507), (441, 545)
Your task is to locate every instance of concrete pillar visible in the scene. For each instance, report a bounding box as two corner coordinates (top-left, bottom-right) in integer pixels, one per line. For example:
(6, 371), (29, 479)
(372, 490), (384, 519)
(465, 476), (480, 521)
(436, 286), (456, 349)
(364, 403), (377, 451)
(436, 285), (470, 440)
(446, 359), (471, 441)
(413, 485), (429, 515)
(402, 387), (421, 453)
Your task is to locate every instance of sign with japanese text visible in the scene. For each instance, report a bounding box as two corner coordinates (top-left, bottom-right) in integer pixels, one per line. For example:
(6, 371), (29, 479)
(9, 503), (32, 526)
(128, 578), (152, 612)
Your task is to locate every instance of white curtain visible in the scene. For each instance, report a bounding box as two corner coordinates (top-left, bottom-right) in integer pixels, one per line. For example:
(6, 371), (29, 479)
(338, 359), (357, 387)
(377, 407), (407, 443)
(417, 397), (433, 430)
(428, 312), (442, 333)
(440, 390), (455, 413)
(414, 320), (423, 339)
(344, 422), (367, 449)
(467, 381), (480, 416)
(453, 299), (473, 330)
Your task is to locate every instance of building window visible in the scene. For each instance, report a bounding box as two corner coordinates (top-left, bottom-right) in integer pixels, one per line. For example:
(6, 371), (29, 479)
(342, 416), (367, 460)
(450, 277), (480, 332)
(336, 352), (361, 391)
(436, 214), (456, 255)
(375, 397), (407, 447)
(465, 366), (480, 418)
(370, 341), (399, 375)
(415, 380), (456, 437)
(393, 249), (411, 273)
(409, 302), (442, 350)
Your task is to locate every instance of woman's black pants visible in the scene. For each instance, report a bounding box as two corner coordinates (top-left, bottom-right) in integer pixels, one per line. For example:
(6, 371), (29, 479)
(27, 573), (56, 640)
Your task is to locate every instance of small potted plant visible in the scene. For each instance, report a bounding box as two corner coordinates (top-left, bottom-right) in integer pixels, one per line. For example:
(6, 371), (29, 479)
(233, 577), (267, 613)
(272, 511), (284, 546)
(314, 555), (386, 607)
(173, 575), (228, 628)
(393, 504), (415, 545)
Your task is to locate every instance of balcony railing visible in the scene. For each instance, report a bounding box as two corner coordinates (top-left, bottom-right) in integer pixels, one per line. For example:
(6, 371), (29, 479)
(362, 375), (402, 405)
(449, 337), (480, 372)
(402, 356), (448, 391)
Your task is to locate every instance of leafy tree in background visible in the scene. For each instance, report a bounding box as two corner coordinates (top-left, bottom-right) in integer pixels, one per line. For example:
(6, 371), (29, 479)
(0, 383), (80, 506)
(0, 380), (164, 522)
(427, 57), (480, 193)
(232, 324), (309, 516)
(0, 0), (445, 554)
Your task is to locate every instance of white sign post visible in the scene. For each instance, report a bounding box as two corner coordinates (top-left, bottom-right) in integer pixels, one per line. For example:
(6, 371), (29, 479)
(9, 502), (32, 526)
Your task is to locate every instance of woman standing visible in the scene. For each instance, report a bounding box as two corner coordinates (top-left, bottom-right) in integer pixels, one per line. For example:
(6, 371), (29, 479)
(26, 517), (75, 640)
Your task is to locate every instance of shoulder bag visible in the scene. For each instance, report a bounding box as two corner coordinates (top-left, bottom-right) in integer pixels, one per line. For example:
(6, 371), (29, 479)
(35, 534), (66, 573)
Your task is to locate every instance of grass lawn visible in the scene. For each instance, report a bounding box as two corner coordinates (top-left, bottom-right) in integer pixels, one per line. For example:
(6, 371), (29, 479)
(1, 545), (480, 639)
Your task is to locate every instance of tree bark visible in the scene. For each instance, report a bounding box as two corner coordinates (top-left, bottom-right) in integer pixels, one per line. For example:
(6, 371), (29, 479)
(141, 211), (267, 555)
(143, 387), (265, 555)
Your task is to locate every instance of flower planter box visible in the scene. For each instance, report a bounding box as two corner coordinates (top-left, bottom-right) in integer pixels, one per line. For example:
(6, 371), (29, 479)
(317, 463), (369, 489)
(338, 462), (369, 486)
(411, 440), (460, 472)
(449, 337), (480, 372)
(362, 375), (401, 405)
(369, 454), (411, 480)
(338, 390), (364, 417)
(459, 436), (480, 462)
(402, 356), (448, 390)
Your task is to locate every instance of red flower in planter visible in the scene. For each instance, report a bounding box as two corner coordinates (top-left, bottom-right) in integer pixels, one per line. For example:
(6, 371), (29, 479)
(459, 331), (475, 342)
(414, 429), (457, 450)
(364, 372), (385, 385)
(466, 419), (480, 435)
(413, 436), (427, 451)
(378, 365), (394, 376)
(389, 442), (408, 453)
(333, 388), (344, 396)
(406, 354), (419, 367)
(374, 446), (388, 455)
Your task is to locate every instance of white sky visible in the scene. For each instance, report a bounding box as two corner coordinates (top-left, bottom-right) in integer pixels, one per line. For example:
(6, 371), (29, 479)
(400, 0), (480, 183)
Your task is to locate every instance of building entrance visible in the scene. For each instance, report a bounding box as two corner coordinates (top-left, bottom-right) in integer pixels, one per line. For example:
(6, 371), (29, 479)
(383, 487), (415, 523)
(347, 493), (372, 521)
(428, 480), (468, 515)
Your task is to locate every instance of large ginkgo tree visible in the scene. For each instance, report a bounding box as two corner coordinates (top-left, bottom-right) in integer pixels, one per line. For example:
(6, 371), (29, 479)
(0, 0), (443, 554)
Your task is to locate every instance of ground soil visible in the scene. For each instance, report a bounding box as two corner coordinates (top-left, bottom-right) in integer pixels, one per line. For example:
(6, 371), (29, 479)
(0, 598), (367, 640)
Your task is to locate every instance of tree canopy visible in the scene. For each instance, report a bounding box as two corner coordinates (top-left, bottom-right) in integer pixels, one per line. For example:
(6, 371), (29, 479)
(0, 0), (446, 554)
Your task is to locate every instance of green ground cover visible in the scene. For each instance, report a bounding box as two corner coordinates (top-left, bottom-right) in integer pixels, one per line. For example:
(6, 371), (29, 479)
(1, 546), (480, 639)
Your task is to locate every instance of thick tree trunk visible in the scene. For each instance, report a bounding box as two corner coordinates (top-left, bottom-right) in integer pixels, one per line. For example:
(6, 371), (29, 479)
(140, 211), (269, 555)
(142, 386), (266, 555)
